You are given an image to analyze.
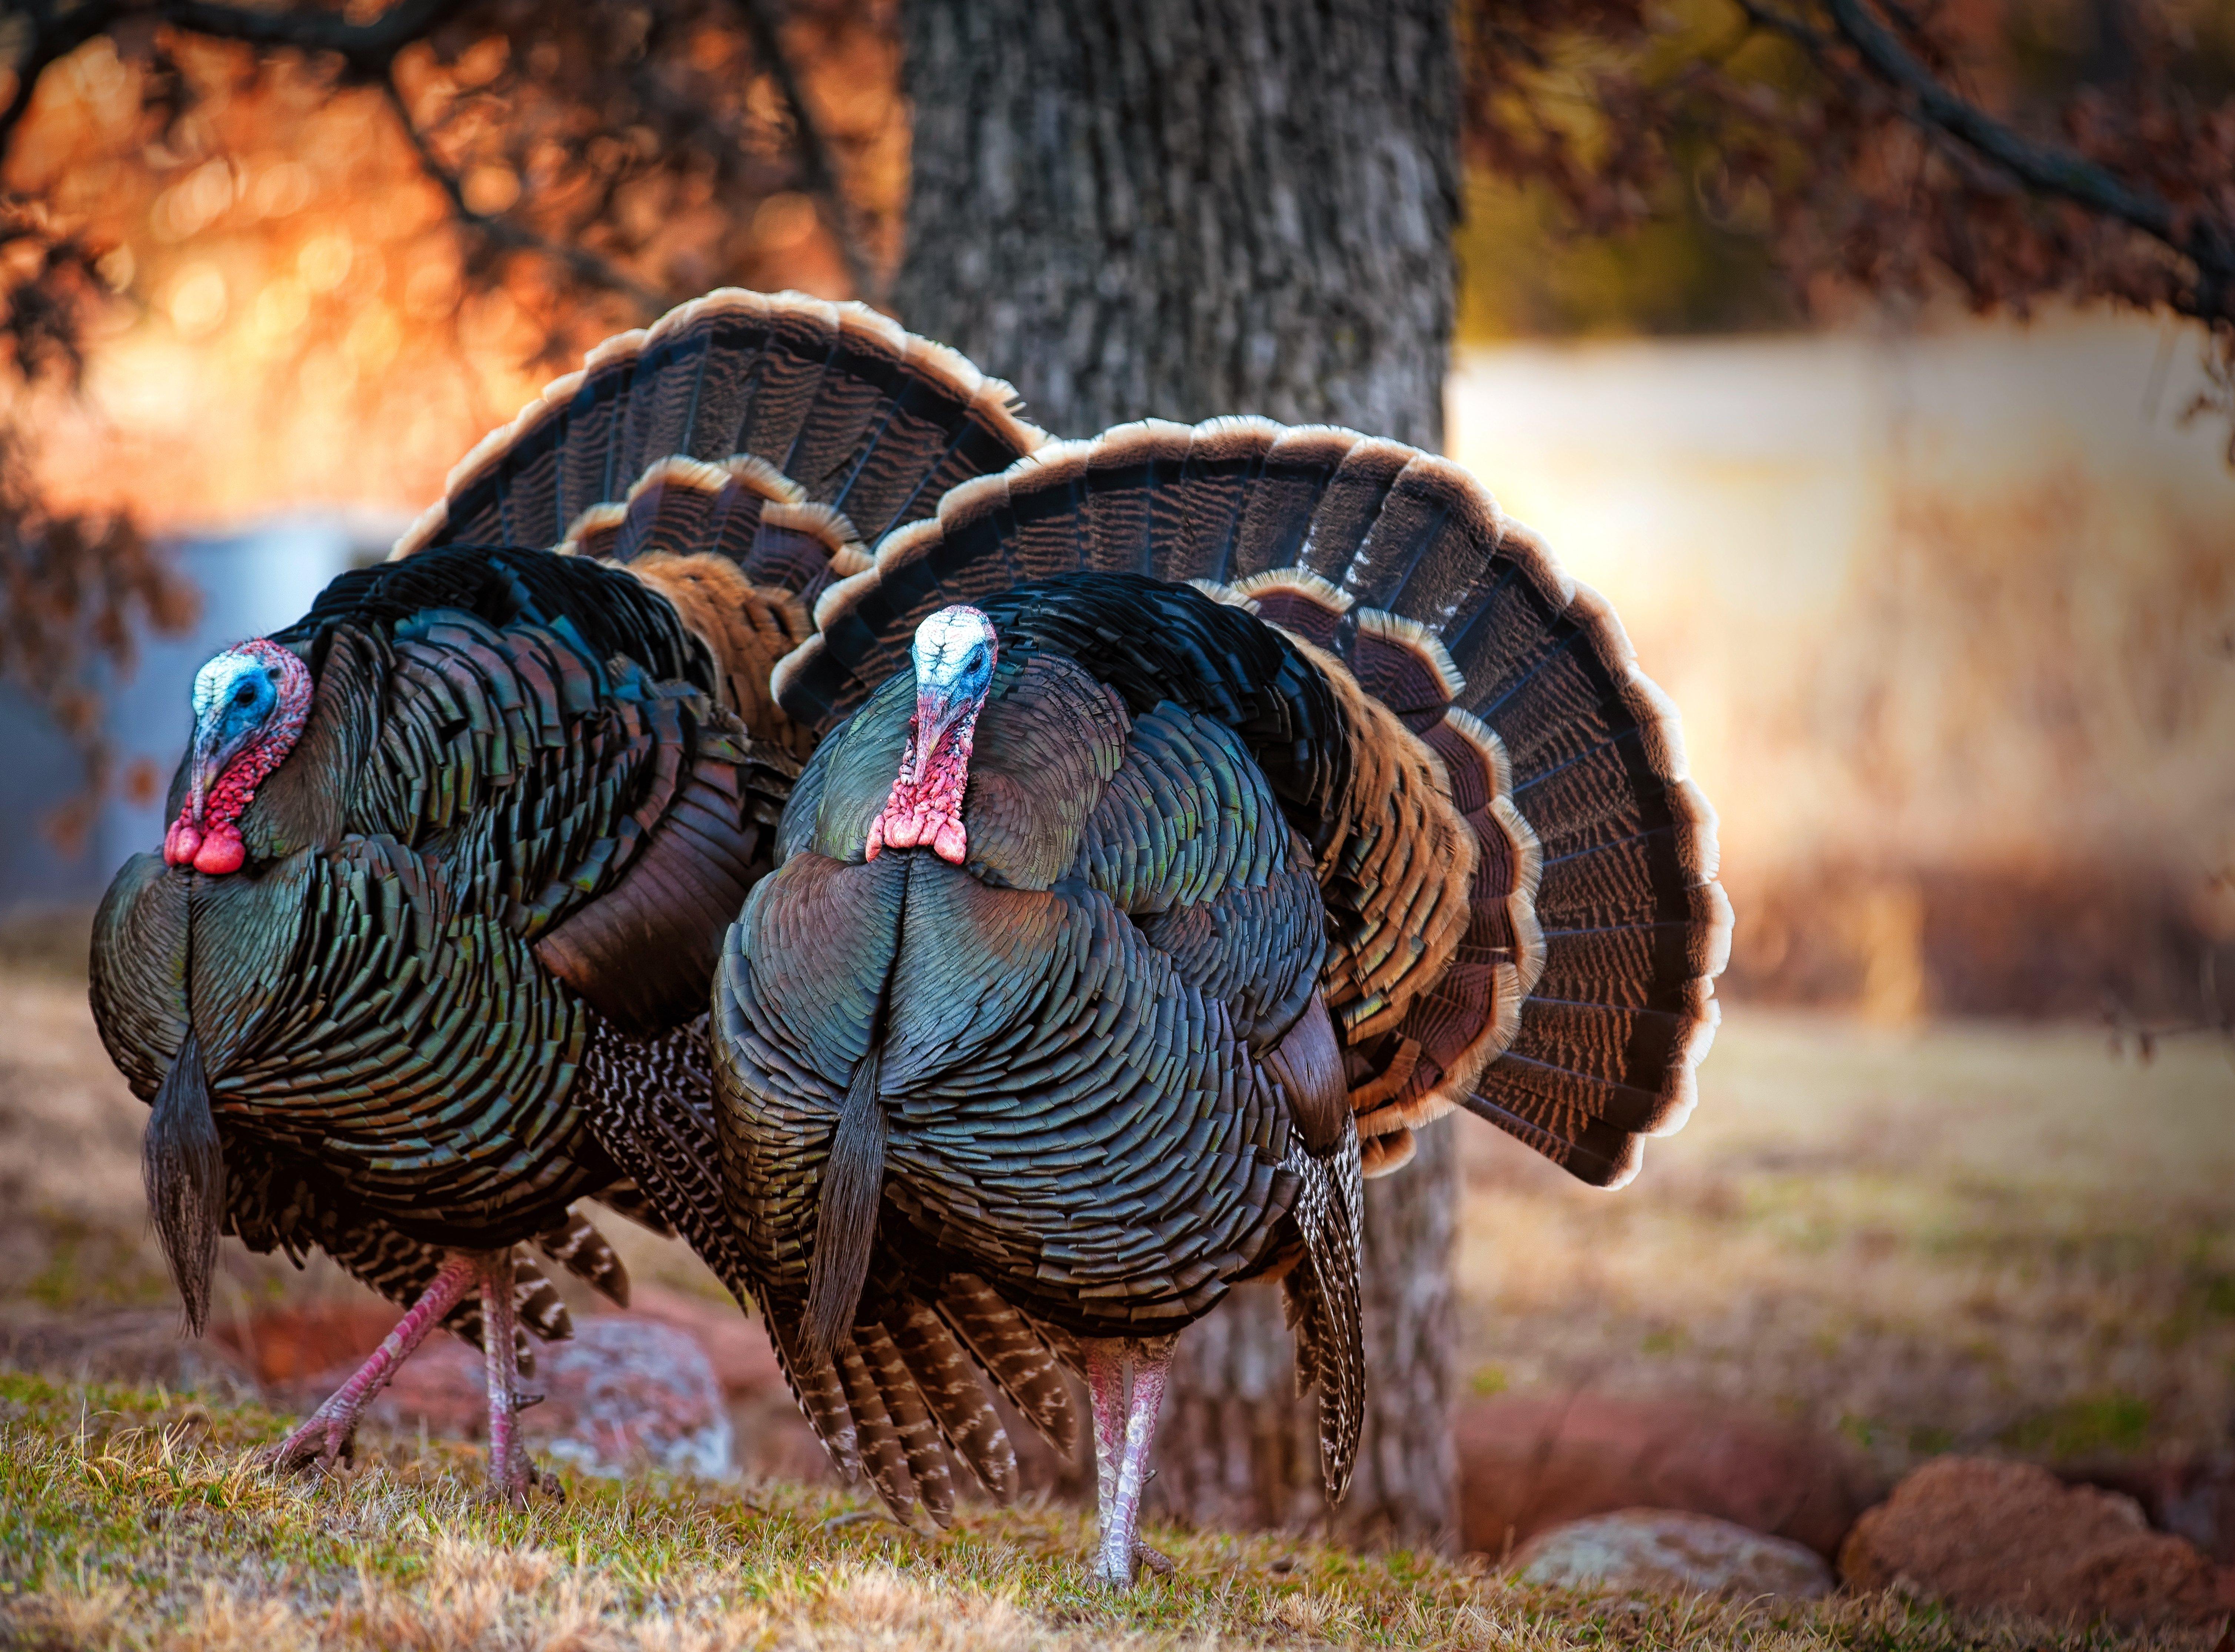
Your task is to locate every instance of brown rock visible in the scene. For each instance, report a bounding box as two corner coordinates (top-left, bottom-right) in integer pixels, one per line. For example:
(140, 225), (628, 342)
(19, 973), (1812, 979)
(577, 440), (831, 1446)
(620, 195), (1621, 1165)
(1841, 1456), (2232, 1627)
(2061, 1453), (2235, 1565)
(216, 1300), (396, 1388)
(1511, 1509), (1834, 1599)
(1457, 1394), (1879, 1562)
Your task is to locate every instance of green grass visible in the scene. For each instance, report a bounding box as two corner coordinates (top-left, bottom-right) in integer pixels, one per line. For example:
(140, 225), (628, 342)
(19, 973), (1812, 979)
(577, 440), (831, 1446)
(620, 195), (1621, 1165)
(0, 1374), (2215, 1652)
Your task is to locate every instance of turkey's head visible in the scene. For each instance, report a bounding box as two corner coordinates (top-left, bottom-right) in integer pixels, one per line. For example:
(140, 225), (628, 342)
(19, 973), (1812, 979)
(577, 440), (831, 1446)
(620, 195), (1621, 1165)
(865, 604), (997, 866)
(162, 638), (313, 876)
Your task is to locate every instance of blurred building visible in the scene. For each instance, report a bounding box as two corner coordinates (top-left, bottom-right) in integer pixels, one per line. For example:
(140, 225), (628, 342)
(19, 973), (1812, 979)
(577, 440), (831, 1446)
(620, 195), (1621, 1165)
(0, 513), (397, 918)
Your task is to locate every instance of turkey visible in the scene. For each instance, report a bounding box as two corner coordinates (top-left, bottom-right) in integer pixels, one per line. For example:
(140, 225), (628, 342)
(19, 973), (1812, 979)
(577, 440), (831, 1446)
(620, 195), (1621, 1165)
(89, 290), (1078, 1502)
(714, 418), (1731, 1583)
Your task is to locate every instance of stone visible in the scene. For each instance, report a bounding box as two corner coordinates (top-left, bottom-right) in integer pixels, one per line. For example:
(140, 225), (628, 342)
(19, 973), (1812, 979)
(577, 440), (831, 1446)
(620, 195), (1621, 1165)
(2062, 1452), (2235, 1565)
(530, 1319), (734, 1480)
(1510, 1509), (1834, 1599)
(1841, 1456), (2234, 1626)
(1457, 1394), (1878, 1562)
(348, 1315), (735, 1479)
(623, 1284), (784, 1398)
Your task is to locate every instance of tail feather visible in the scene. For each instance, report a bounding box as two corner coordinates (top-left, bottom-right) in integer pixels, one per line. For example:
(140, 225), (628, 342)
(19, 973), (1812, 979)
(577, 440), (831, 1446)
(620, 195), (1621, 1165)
(781, 416), (1728, 1190)
(735, 297), (846, 477)
(393, 288), (1043, 564)
(889, 1295), (1019, 1502)
(764, 1313), (862, 1482)
(1294, 438), (1414, 587)
(833, 1333), (920, 1522)
(851, 1315), (956, 1526)
(933, 1273), (1078, 1456)
(781, 306), (907, 503)
(1231, 426), (1358, 584)
(534, 1208), (630, 1307)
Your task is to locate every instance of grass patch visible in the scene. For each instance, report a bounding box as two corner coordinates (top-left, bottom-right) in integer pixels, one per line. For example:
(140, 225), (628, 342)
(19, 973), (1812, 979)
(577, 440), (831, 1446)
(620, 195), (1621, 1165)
(1999, 1393), (2156, 1460)
(0, 1374), (2217, 1651)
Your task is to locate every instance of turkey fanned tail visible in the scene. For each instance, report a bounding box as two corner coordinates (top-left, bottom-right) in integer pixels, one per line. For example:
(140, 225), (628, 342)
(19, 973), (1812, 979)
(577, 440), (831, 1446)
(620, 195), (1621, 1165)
(780, 417), (1731, 1190)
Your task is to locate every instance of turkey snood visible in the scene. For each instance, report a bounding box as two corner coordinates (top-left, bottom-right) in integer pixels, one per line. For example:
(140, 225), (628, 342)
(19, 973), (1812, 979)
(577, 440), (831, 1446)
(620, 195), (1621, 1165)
(865, 605), (996, 865)
(163, 639), (312, 876)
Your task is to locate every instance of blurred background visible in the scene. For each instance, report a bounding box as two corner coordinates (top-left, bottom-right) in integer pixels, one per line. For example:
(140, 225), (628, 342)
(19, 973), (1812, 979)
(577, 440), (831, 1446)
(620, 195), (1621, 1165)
(0, 0), (2229, 1584)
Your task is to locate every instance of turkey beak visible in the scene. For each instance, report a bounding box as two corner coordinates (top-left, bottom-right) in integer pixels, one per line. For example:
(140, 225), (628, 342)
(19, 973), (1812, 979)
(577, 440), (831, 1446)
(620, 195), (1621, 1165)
(187, 717), (250, 830)
(908, 687), (965, 771)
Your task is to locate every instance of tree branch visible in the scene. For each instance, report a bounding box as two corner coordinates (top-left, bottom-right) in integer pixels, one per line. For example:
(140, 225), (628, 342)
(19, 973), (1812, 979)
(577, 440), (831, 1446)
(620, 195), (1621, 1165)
(1819, 0), (2235, 324)
(3, 0), (475, 150)
(734, 0), (879, 303)
(155, 0), (471, 77)
(378, 75), (671, 318)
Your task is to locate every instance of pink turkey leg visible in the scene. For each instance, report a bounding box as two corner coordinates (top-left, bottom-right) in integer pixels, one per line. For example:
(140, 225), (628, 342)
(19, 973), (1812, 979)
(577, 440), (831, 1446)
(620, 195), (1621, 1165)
(478, 1250), (534, 1503)
(266, 1250), (479, 1474)
(1089, 1336), (1179, 1586)
(1083, 1340), (1130, 1539)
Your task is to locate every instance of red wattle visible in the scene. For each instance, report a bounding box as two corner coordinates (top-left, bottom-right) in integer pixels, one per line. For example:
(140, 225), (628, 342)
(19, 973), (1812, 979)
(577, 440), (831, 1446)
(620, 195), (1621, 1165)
(192, 825), (246, 876)
(164, 820), (203, 868)
(157, 637), (315, 877)
(870, 702), (979, 866)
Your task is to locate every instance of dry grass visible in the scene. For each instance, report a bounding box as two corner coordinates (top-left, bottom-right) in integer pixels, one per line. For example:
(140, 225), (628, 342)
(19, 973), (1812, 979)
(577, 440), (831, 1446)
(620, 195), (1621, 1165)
(0, 1373), (2216, 1651)
(4, 959), (2233, 1645)
(1451, 1012), (2235, 1481)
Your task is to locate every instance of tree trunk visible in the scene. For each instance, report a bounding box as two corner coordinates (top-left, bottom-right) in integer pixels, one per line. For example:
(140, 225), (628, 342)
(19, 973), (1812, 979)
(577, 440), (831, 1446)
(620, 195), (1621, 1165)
(893, 0), (1461, 1548)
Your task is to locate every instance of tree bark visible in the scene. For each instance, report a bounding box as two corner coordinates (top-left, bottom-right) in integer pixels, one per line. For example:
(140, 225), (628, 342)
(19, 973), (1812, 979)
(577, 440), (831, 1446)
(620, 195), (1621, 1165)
(894, 0), (1456, 448)
(894, 0), (1461, 1548)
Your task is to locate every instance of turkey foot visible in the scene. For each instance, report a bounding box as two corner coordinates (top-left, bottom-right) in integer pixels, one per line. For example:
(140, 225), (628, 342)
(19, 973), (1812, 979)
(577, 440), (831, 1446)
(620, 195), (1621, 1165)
(264, 1249), (541, 1498)
(264, 1251), (481, 1476)
(1083, 1335), (1177, 1587)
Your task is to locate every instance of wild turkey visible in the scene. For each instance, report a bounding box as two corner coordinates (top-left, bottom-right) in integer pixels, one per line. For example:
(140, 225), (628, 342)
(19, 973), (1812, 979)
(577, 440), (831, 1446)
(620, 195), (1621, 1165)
(714, 418), (1731, 1583)
(89, 290), (1077, 1501)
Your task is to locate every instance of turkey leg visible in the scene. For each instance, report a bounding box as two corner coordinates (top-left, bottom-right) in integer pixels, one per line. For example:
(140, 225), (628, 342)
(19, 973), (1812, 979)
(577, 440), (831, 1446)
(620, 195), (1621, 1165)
(477, 1249), (537, 1504)
(1083, 1336), (1179, 1587)
(264, 1249), (536, 1496)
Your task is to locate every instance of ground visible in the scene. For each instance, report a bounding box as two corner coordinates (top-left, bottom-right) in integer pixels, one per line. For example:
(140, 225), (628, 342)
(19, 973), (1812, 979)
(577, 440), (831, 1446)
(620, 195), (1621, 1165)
(2, 939), (2231, 1645)
(0, 1374), (2215, 1651)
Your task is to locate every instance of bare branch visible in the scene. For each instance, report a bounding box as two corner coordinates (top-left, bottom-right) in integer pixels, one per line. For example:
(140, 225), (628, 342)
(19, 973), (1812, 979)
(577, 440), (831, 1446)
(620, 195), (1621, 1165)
(1819, 0), (2235, 325)
(734, 0), (878, 303)
(154, 0), (471, 77)
(377, 75), (671, 319)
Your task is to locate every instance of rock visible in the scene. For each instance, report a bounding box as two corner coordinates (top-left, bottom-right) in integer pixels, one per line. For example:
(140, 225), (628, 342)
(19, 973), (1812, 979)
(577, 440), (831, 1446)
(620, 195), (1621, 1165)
(2061, 1453), (2235, 1565)
(216, 1300), (396, 1387)
(1510, 1509), (1834, 1599)
(0, 1307), (260, 1401)
(531, 1319), (735, 1480)
(623, 1284), (784, 1398)
(350, 1316), (735, 1479)
(1457, 1394), (1878, 1562)
(1841, 1456), (2233, 1626)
